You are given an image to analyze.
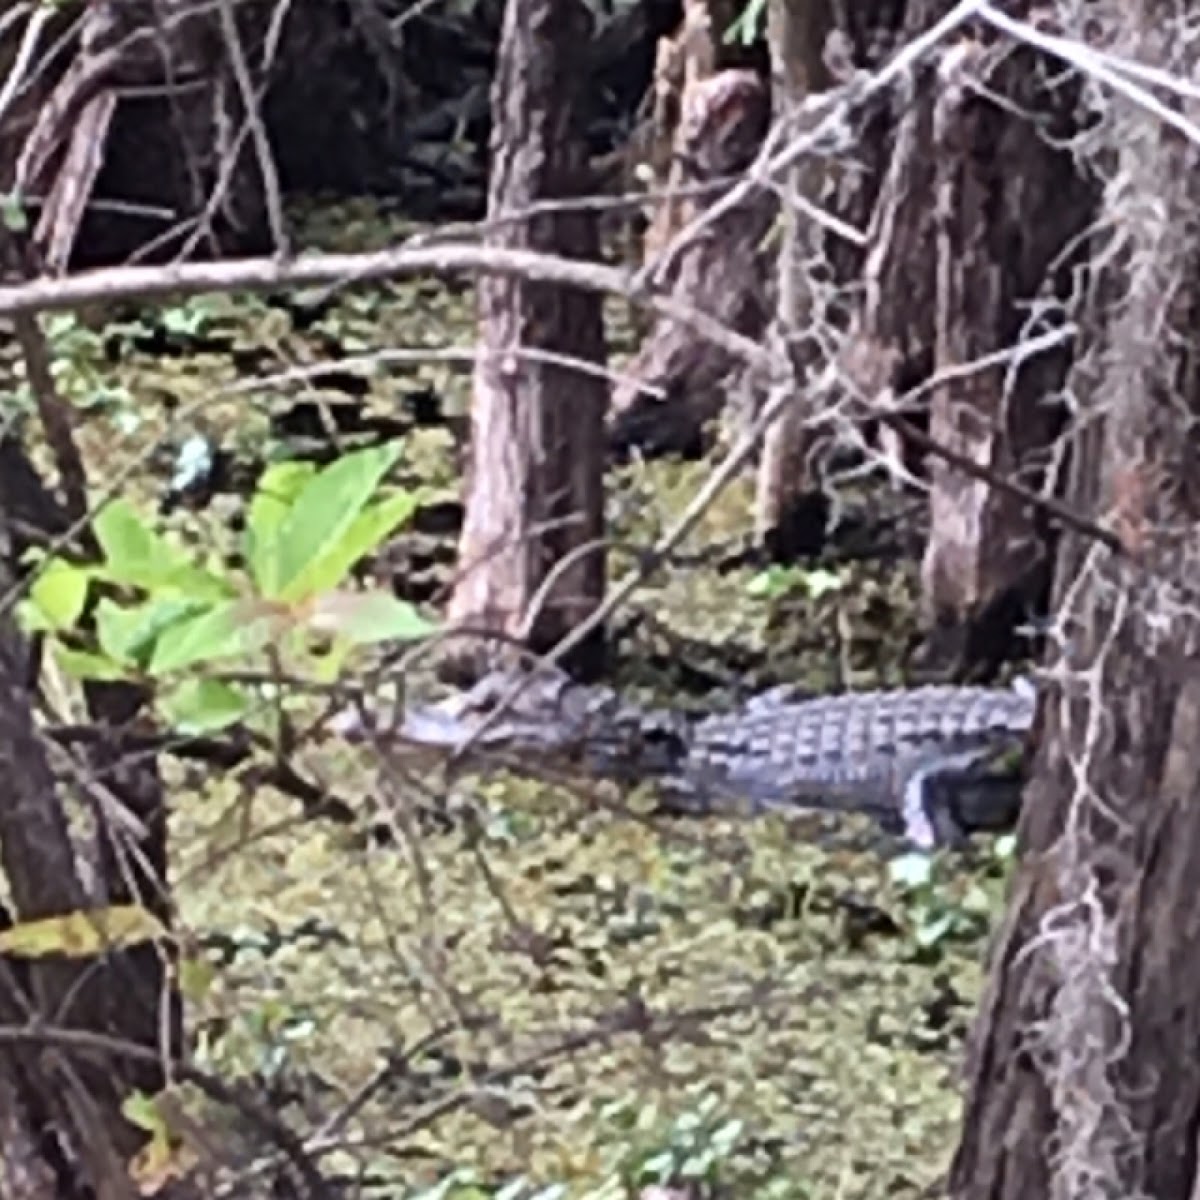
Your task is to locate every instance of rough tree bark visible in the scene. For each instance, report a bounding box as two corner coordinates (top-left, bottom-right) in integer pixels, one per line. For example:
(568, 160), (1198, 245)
(915, 10), (1093, 672)
(0, 479), (151, 1196)
(1, 212), (179, 1107)
(950, 9), (1200, 1199)
(609, 5), (908, 478)
(444, 0), (609, 680)
(842, 2), (1091, 676)
(752, 0), (836, 559)
(607, 69), (773, 461)
(638, 0), (728, 268)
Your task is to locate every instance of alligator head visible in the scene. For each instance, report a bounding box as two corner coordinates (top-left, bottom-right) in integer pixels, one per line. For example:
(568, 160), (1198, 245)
(333, 664), (692, 778)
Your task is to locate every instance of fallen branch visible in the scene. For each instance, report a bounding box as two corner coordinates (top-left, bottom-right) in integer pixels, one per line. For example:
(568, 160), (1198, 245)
(0, 243), (773, 377)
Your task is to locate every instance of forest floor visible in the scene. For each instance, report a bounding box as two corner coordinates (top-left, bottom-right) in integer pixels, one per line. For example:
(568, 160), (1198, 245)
(10, 198), (1019, 1199)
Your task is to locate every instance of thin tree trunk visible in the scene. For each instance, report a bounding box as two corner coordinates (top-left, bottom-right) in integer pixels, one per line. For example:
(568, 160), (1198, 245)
(2, 210), (179, 1100)
(951, 9), (1200, 1198)
(753, 0), (835, 558)
(608, 69), (772, 461)
(0, 429), (177, 1192)
(444, 0), (609, 680)
(0, 531), (141, 1195)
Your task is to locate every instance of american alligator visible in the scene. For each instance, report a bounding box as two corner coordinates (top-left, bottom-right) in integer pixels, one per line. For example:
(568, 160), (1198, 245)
(335, 667), (1037, 849)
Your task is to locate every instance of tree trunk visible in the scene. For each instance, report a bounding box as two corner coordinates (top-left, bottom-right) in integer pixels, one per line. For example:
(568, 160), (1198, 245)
(915, 15), (1093, 674)
(0, 520), (142, 1195)
(607, 69), (773, 461)
(951, 9), (1200, 1198)
(444, 0), (609, 681)
(1, 202), (179, 1101)
(638, 0), (725, 269)
(0, 428), (178, 1192)
(753, 0), (835, 559)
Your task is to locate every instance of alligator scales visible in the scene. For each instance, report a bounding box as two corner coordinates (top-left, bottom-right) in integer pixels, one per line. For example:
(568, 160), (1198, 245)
(337, 668), (1037, 849)
(676, 684), (1035, 847)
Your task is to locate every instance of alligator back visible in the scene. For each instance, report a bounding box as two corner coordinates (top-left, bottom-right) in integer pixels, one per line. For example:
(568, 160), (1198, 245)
(664, 683), (1037, 845)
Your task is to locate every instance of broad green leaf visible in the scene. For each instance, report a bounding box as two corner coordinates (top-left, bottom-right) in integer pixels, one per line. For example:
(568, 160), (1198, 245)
(96, 596), (210, 668)
(93, 498), (233, 598)
(287, 487), (421, 601)
(269, 442), (404, 602)
(148, 599), (278, 675)
(93, 499), (174, 583)
(306, 588), (436, 645)
(53, 644), (132, 682)
(14, 600), (50, 634)
(305, 638), (353, 684)
(158, 678), (251, 734)
(246, 460), (319, 593)
(139, 558), (235, 601)
(122, 1090), (165, 1135)
(0, 904), (169, 957)
(26, 558), (92, 630)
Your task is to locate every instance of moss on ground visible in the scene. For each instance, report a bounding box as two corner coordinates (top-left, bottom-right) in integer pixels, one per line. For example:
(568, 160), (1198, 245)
(174, 766), (1009, 1198)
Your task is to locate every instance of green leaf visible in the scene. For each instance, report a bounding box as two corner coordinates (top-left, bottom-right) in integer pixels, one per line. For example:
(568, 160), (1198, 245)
(96, 596), (210, 668)
(268, 442), (404, 602)
(0, 192), (28, 234)
(746, 564), (845, 600)
(121, 1090), (166, 1135)
(245, 460), (319, 593)
(993, 833), (1018, 862)
(53, 645), (133, 682)
(158, 678), (250, 734)
(288, 487), (421, 602)
(93, 498), (233, 598)
(93, 499), (173, 584)
(26, 558), (93, 631)
(306, 588), (436, 645)
(745, 565), (801, 599)
(16, 600), (58, 635)
(147, 599), (277, 676)
(305, 638), (353, 684)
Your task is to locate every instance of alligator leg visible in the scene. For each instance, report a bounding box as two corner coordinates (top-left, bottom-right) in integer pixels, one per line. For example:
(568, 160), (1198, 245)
(904, 750), (1027, 850)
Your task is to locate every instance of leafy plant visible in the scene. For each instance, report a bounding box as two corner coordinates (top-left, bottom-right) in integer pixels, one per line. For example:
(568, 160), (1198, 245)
(42, 311), (135, 415)
(160, 297), (218, 340)
(19, 441), (435, 735)
(746, 564), (846, 601)
(888, 842), (1012, 959)
(591, 1091), (749, 1197)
